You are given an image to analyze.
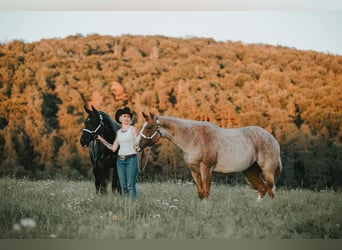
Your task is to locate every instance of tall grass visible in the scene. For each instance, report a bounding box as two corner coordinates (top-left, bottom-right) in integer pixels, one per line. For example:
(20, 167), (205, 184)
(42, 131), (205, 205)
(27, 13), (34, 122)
(0, 177), (341, 239)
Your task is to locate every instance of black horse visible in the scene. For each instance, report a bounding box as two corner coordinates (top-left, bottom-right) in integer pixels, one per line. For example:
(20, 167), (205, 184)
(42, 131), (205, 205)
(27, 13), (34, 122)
(80, 105), (121, 194)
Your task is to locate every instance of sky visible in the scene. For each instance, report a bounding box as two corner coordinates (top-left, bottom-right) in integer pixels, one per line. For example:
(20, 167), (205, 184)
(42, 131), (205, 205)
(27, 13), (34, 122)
(0, 1), (342, 55)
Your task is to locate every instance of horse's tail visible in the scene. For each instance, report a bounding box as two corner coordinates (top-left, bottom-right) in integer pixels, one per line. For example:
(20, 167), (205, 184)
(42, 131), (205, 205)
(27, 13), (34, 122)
(274, 156), (282, 183)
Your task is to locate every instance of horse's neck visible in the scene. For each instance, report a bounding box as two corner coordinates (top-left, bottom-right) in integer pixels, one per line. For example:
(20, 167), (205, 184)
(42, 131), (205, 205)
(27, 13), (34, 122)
(159, 116), (192, 151)
(102, 119), (116, 143)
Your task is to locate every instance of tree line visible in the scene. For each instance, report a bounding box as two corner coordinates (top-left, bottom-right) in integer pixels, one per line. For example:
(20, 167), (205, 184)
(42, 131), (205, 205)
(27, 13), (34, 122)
(0, 34), (341, 189)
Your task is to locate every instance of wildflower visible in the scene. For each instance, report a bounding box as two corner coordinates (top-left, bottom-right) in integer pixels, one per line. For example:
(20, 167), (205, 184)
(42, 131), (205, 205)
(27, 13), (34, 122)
(152, 214), (161, 218)
(50, 234), (57, 238)
(112, 214), (120, 222)
(168, 205), (178, 209)
(20, 218), (36, 228)
(13, 223), (21, 231)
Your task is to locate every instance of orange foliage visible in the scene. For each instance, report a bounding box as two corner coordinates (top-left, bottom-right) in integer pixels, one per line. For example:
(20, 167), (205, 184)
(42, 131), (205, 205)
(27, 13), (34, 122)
(0, 34), (341, 186)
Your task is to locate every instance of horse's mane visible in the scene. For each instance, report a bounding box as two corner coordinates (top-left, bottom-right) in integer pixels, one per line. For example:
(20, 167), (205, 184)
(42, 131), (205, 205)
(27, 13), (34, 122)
(100, 111), (121, 132)
(160, 116), (219, 129)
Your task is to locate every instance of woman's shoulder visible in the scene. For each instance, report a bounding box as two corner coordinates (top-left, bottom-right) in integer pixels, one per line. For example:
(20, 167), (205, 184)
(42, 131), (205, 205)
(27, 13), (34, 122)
(130, 125), (138, 133)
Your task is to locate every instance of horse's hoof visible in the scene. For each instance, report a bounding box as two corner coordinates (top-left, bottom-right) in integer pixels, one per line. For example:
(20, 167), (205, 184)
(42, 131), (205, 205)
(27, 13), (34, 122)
(256, 194), (263, 202)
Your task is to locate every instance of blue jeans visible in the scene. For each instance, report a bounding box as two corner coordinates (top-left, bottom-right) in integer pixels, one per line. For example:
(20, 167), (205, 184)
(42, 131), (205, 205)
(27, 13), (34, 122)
(117, 155), (138, 200)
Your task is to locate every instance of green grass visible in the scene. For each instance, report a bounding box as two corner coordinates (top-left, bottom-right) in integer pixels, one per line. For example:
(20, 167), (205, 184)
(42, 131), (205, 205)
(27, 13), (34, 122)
(0, 177), (341, 239)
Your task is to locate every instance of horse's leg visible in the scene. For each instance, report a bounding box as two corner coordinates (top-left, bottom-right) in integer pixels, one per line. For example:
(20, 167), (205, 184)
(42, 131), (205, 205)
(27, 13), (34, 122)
(199, 162), (212, 199)
(111, 168), (116, 193)
(101, 165), (110, 194)
(264, 170), (275, 198)
(96, 163), (108, 194)
(274, 157), (282, 184)
(112, 165), (121, 194)
(100, 176), (108, 194)
(260, 162), (277, 199)
(243, 162), (267, 200)
(93, 168), (101, 194)
(191, 170), (205, 200)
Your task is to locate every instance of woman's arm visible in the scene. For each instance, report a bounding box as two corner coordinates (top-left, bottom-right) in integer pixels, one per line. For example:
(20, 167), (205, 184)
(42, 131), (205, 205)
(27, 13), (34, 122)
(96, 135), (119, 152)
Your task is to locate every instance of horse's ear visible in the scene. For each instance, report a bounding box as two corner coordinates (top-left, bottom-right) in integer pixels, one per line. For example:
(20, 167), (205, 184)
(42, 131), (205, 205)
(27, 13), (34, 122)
(84, 105), (91, 113)
(150, 112), (156, 120)
(92, 105), (101, 115)
(142, 112), (148, 120)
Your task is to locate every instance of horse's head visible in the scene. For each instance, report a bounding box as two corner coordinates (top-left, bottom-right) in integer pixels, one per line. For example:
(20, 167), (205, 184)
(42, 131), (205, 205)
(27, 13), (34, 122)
(137, 112), (161, 152)
(80, 105), (104, 147)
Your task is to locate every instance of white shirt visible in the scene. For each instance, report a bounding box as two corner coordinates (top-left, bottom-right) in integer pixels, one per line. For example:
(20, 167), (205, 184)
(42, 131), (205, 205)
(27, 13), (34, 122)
(117, 126), (137, 156)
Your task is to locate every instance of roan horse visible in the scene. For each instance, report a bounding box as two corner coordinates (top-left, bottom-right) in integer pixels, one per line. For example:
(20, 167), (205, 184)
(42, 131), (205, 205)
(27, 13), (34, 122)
(80, 106), (121, 194)
(137, 113), (282, 200)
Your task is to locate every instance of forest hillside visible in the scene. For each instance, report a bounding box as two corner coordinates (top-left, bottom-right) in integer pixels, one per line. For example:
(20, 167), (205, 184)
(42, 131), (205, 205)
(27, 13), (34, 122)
(0, 34), (341, 189)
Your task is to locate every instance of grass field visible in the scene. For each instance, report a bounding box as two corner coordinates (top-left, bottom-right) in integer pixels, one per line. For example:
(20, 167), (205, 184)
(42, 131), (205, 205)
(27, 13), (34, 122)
(0, 177), (341, 239)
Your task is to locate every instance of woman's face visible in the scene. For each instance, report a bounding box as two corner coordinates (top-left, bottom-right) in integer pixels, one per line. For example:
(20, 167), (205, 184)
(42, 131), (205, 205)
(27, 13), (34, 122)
(120, 114), (131, 125)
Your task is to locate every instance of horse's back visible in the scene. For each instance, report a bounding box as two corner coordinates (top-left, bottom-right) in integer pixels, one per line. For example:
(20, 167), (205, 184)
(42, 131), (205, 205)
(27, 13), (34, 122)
(213, 125), (280, 173)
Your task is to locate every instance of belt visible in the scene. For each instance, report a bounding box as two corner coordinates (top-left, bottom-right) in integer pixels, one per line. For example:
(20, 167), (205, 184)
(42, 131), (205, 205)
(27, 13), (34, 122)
(118, 154), (137, 161)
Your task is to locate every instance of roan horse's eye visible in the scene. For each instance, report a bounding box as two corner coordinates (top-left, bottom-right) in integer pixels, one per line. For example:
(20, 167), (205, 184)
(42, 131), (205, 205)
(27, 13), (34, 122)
(146, 125), (153, 130)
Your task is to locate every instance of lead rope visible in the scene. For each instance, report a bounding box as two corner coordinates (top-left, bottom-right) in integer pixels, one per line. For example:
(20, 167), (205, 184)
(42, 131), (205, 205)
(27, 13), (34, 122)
(139, 147), (151, 172)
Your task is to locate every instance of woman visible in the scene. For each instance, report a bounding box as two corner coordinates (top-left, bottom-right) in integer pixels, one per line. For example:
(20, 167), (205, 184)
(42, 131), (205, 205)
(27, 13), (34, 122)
(96, 107), (139, 200)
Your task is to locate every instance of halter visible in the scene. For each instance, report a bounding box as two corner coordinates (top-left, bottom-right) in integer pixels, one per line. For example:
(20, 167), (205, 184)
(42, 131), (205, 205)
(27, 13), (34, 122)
(83, 113), (104, 135)
(138, 118), (161, 148)
(137, 118), (161, 172)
